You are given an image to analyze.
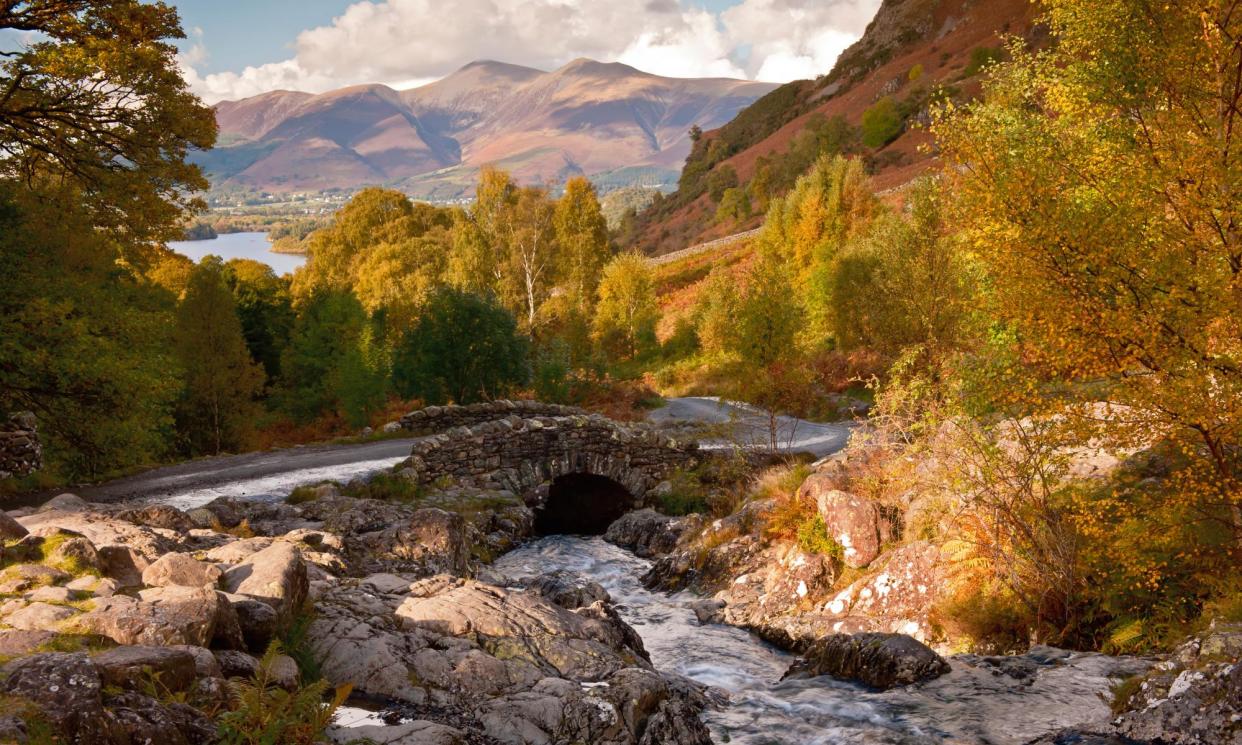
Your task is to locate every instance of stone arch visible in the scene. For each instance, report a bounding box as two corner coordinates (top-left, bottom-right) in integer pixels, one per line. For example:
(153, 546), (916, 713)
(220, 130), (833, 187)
(535, 473), (635, 535)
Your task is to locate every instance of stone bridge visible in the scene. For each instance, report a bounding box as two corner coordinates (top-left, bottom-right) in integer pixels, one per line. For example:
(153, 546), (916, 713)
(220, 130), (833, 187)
(396, 412), (700, 534)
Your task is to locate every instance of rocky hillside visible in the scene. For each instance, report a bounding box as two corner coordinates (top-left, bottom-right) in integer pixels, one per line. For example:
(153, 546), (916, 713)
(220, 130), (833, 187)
(627, 0), (1041, 255)
(197, 59), (776, 199)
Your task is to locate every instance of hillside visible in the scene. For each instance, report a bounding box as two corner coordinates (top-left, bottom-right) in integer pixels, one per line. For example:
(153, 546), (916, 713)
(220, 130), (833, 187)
(195, 59), (776, 199)
(626, 0), (1041, 255)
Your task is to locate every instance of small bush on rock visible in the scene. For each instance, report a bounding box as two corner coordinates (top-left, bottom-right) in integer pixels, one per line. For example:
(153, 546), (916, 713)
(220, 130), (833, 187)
(796, 515), (843, 559)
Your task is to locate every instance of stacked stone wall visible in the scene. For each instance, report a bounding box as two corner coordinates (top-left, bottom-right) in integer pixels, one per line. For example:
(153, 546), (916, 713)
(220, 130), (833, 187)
(0, 412), (41, 480)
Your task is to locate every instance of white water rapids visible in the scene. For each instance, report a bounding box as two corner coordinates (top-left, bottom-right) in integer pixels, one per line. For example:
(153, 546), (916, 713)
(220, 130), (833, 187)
(491, 536), (1147, 745)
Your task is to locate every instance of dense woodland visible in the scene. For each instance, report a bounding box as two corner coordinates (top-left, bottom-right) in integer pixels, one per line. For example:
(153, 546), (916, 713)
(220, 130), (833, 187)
(1, 0), (1240, 660)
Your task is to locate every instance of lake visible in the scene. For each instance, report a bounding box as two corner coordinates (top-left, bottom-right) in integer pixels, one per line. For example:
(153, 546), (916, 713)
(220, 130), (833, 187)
(167, 231), (306, 275)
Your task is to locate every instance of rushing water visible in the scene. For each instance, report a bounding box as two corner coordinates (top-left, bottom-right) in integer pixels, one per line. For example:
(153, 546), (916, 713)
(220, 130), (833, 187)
(168, 231), (306, 275)
(491, 536), (1148, 745)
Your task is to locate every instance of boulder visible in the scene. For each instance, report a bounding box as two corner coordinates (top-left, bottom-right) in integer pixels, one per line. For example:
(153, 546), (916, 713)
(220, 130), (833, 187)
(44, 532), (101, 574)
(818, 541), (944, 641)
(214, 649), (259, 679)
(204, 536), (272, 564)
(18, 509), (178, 568)
(38, 493), (89, 512)
(25, 584), (77, 603)
(96, 544), (149, 587)
(351, 507), (471, 577)
(0, 510), (28, 540)
(268, 653), (300, 690)
(604, 509), (689, 558)
(221, 541), (308, 624)
(211, 591), (247, 650)
(141, 552), (222, 588)
(784, 632), (950, 690)
(72, 586), (220, 647)
(4, 601), (78, 631)
(798, 477), (881, 568)
(359, 572), (416, 595)
(1112, 645), (1242, 745)
(225, 593), (279, 652)
(0, 629), (90, 658)
(113, 504), (194, 532)
(92, 646), (198, 694)
(525, 570), (610, 609)
(95, 691), (217, 744)
(396, 576), (647, 680)
(307, 575), (708, 744)
(0, 563), (70, 593)
(169, 645), (223, 678)
(0, 653), (114, 741)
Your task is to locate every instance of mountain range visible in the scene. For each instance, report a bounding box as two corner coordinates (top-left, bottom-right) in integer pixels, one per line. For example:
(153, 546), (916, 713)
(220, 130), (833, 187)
(196, 59), (776, 198)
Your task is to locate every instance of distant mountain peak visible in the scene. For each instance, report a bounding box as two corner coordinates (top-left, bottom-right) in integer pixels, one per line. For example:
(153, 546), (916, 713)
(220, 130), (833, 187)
(556, 57), (646, 78)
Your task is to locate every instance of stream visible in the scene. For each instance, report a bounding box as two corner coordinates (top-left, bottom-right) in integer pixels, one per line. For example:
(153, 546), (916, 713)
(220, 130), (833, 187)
(491, 536), (1147, 745)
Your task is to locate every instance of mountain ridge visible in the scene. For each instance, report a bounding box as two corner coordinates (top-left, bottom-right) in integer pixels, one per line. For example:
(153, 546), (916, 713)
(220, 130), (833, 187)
(196, 58), (777, 197)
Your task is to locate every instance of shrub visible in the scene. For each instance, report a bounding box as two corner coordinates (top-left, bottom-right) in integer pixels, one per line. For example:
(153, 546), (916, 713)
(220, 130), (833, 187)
(217, 643), (349, 745)
(861, 97), (903, 148)
(706, 165), (739, 203)
(796, 514), (843, 558)
(964, 46), (1004, 76)
(285, 484), (326, 505)
(341, 472), (421, 503)
(656, 470), (711, 516)
(933, 581), (1033, 654)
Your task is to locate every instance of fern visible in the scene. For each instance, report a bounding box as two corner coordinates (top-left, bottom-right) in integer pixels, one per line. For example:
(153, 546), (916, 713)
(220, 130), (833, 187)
(1105, 618), (1145, 653)
(217, 642), (351, 745)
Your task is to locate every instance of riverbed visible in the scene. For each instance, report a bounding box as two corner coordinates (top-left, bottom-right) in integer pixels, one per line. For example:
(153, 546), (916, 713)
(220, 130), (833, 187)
(168, 231), (306, 275)
(491, 536), (1147, 745)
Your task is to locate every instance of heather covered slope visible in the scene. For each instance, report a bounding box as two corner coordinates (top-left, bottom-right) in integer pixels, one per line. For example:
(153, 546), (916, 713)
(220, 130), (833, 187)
(195, 59), (775, 197)
(626, 0), (1040, 256)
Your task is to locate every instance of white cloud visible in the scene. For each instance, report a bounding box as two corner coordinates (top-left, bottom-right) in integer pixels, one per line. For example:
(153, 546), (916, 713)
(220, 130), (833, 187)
(181, 0), (881, 103)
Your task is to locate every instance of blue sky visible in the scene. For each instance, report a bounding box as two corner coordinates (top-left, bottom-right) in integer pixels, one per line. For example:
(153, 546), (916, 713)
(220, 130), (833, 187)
(169, 0), (879, 103)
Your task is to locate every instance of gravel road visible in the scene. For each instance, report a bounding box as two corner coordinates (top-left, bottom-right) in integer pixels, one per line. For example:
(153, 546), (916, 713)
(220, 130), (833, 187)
(13, 398), (853, 510)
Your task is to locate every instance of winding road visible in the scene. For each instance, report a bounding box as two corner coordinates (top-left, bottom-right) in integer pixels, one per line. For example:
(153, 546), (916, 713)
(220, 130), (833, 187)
(24, 398), (853, 510)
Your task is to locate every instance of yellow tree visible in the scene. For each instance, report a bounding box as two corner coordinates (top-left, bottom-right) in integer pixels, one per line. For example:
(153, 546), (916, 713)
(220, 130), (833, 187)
(448, 167), (514, 295)
(505, 186), (559, 331)
(554, 176), (611, 314)
(592, 252), (658, 359)
(934, 1), (1242, 552)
